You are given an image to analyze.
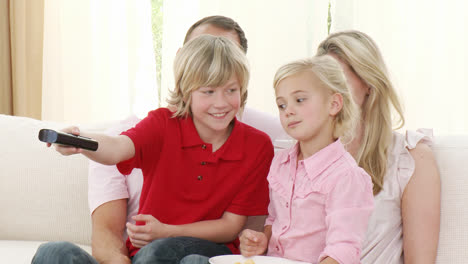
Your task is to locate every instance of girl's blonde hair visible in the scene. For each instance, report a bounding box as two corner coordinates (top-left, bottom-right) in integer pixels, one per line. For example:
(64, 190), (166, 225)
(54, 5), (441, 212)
(273, 55), (360, 144)
(167, 35), (250, 118)
(317, 30), (405, 195)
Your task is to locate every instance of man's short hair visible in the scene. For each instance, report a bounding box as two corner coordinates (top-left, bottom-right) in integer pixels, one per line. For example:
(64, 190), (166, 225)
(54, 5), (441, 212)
(184, 15), (248, 53)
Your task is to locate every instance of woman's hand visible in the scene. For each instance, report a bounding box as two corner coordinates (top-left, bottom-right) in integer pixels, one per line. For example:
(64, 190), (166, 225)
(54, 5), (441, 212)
(126, 214), (169, 248)
(239, 229), (268, 257)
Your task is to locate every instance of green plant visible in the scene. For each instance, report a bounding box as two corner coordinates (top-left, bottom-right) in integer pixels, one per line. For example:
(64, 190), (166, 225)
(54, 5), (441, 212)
(327, 0), (332, 34)
(151, 0), (164, 105)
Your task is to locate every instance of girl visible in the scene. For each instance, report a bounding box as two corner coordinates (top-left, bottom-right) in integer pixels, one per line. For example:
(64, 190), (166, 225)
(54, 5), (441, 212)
(239, 55), (374, 264)
(48, 35), (274, 264)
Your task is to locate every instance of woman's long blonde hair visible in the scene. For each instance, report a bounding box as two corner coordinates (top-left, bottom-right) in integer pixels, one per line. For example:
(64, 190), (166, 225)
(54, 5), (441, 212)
(317, 30), (405, 195)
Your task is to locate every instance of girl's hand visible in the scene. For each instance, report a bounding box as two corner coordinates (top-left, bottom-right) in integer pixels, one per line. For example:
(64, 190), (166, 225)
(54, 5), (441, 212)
(50, 126), (83, 155)
(239, 229), (268, 257)
(126, 214), (169, 248)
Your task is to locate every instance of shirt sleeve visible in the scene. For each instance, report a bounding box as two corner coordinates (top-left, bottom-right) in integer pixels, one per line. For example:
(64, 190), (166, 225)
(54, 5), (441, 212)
(88, 115), (142, 215)
(88, 161), (129, 215)
(319, 169), (374, 264)
(117, 108), (168, 175)
(226, 135), (274, 216)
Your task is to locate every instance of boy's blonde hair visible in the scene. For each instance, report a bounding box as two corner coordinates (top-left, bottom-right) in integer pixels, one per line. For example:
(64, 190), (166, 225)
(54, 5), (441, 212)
(317, 30), (405, 195)
(273, 55), (359, 143)
(167, 35), (249, 118)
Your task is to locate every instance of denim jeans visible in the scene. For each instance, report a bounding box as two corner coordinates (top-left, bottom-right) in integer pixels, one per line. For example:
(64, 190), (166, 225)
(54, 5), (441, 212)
(180, 254), (211, 264)
(132, 236), (232, 264)
(31, 241), (98, 264)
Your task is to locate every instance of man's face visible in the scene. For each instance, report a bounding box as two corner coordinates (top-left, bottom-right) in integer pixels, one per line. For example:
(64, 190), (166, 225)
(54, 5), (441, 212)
(187, 23), (241, 47)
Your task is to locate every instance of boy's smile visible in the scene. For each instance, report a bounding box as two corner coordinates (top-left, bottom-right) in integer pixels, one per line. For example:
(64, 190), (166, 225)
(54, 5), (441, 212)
(210, 112), (229, 118)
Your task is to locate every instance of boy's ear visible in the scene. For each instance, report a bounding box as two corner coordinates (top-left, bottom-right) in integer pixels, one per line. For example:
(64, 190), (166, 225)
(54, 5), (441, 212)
(329, 93), (343, 116)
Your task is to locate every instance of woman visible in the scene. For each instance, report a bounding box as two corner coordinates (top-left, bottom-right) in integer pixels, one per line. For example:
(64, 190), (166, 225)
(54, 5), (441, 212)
(317, 30), (440, 263)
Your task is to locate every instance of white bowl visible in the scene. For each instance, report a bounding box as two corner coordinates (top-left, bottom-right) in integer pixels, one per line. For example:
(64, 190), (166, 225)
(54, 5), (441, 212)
(209, 255), (311, 264)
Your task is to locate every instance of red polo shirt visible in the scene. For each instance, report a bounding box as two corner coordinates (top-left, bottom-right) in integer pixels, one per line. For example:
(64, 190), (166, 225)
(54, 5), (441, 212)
(117, 108), (273, 256)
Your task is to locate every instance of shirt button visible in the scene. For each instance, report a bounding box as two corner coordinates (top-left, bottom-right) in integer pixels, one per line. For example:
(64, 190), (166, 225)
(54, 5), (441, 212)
(201, 161), (206, 165)
(202, 144), (207, 149)
(197, 175), (203, 180)
(276, 246), (279, 251)
(285, 202), (289, 208)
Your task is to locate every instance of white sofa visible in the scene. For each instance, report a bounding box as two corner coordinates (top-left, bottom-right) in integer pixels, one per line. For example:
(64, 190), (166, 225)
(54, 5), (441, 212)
(1, 113), (467, 263)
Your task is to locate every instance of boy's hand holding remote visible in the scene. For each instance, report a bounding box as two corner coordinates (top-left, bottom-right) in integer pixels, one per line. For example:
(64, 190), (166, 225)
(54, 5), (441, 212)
(42, 126), (135, 166)
(47, 127), (86, 155)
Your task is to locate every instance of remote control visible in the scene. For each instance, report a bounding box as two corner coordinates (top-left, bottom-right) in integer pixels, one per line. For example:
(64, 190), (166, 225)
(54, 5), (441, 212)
(38, 129), (99, 151)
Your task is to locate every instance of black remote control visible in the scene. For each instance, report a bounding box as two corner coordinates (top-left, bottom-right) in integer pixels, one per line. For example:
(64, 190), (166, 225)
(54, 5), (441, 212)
(38, 129), (99, 151)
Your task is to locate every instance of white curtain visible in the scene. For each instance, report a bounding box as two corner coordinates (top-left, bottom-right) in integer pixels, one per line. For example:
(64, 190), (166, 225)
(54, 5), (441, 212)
(161, 0), (329, 115)
(42, 0), (157, 124)
(40, 0), (468, 135)
(332, 0), (468, 134)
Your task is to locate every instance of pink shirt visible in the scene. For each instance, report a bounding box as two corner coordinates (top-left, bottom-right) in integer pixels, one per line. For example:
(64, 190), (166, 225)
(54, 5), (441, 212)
(266, 140), (374, 264)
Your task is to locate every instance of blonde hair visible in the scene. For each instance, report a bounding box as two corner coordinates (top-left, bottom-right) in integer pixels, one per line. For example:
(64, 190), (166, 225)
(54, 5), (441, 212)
(167, 35), (249, 117)
(317, 30), (405, 195)
(273, 55), (359, 143)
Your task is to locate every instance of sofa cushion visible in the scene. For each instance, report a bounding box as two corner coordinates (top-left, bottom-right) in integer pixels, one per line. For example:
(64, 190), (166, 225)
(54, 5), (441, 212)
(433, 134), (468, 263)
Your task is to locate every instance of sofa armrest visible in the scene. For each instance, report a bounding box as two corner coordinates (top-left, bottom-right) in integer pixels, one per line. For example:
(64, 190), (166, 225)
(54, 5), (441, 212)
(0, 114), (93, 246)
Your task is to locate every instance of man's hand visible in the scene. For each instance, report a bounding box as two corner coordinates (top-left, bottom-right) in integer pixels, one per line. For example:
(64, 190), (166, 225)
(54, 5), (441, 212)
(91, 199), (131, 264)
(126, 214), (169, 248)
(239, 229), (268, 257)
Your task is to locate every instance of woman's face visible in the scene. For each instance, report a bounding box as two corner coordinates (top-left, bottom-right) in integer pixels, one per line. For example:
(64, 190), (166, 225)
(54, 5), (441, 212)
(330, 53), (370, 108)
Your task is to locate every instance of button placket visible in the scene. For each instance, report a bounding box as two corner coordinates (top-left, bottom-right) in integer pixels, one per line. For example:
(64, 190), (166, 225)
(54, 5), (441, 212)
(198, 145), (208, 181)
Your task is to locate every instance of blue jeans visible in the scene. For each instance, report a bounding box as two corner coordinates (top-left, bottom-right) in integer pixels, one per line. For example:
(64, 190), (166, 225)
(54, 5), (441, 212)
(31, 241), (98, 264)
(132, 236), (232, 264)
(31, 237), (230, 264)
(180, 254), (211, 264)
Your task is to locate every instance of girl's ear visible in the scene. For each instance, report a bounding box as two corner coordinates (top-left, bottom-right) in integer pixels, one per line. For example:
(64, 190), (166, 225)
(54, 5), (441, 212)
(329, 93), (343, 116)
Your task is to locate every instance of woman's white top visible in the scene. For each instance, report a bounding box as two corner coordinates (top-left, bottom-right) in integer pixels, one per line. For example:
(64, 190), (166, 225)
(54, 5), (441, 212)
(361, 129), (433, 264)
